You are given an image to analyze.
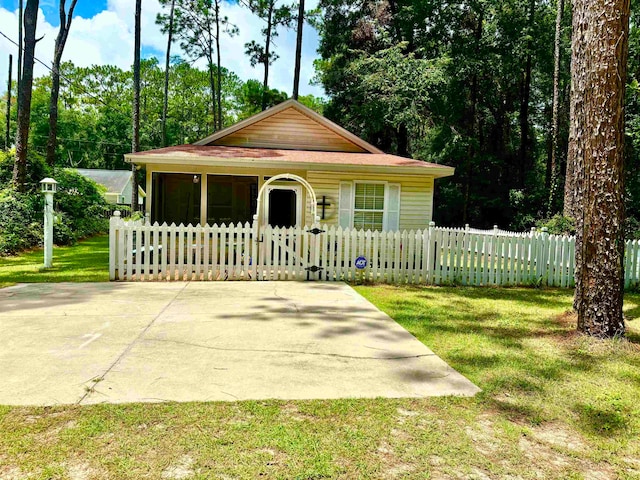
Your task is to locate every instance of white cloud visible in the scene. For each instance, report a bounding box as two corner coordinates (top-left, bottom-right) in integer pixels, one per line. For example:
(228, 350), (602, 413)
(0, 0), (324, 104)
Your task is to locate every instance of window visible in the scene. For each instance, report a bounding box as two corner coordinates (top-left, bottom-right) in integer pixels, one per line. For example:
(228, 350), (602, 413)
(152, 173), (201, 226)
(207, 175), (258, 226)
(353, 183), (385, 231)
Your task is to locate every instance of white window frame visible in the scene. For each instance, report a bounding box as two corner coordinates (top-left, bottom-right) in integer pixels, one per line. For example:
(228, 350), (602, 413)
(353, 181), (388, 231)
(264, 184), (303, 227)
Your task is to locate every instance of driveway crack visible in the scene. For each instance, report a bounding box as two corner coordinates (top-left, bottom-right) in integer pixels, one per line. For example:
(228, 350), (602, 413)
(76, 282), (191, 405)
(144, 337), (436, 361)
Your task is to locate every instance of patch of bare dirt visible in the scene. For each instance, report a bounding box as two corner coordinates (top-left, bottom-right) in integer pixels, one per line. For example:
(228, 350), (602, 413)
(280, 404), (312, 422)
(530, 424), (586, 452)
(0, 466), (26, 480)
(161, 455), (195, 480)
(67, 462), (98, 480)
(464, 415), (500, 456)
(556, 311), (577, 327)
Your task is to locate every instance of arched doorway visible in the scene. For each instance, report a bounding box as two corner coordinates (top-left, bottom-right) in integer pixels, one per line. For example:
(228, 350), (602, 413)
(254, 173), (319, 227)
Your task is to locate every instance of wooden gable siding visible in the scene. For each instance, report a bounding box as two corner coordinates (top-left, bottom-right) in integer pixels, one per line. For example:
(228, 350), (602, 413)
(211, 107), (368, 153)
(305, 171), (435, 230)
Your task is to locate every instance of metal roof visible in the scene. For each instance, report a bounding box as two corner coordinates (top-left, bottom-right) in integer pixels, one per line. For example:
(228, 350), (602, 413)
(75, 169), (132, 195)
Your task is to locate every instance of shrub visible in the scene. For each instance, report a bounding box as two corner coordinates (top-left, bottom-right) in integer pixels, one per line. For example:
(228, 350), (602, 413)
(0, 156), (110, 255)
(537, 215), (576, 236)
(0, 188), (43, 255)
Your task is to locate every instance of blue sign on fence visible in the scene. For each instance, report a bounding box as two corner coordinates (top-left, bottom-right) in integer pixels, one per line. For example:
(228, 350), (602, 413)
(355, 256), (368, 270)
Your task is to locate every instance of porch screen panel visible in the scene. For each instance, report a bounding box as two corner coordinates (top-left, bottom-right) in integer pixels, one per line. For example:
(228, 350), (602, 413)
(207, 175), (258, 226)
(152, 173), (201, 226)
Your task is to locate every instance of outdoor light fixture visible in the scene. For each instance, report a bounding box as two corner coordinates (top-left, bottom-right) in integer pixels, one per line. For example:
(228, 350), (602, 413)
(40, 178), (58, 268)
(193, 175), (200, 184)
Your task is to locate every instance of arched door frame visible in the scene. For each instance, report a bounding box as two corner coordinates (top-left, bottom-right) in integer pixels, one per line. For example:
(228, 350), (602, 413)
(254, 173), (319, 227)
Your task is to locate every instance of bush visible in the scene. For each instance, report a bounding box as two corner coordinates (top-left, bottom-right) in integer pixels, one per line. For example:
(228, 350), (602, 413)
(536, 215), (576, 236)
(0, 153), (110, 255)
(0, 188), (43, 255)
(54, 169), (110, 241)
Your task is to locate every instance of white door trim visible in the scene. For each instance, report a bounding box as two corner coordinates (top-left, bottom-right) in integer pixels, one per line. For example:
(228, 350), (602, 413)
(265, 184), (303, 227)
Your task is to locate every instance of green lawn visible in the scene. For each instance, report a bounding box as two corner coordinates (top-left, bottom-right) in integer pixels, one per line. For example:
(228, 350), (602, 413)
(0, 235), (109, 288)
(1, 241), (639, 478)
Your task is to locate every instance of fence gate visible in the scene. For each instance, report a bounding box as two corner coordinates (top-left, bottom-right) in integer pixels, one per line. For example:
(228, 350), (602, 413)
(257, 225), (324, 281)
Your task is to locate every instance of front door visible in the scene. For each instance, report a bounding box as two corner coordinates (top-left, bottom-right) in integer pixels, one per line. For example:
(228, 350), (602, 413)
(268, 189), (297, 228)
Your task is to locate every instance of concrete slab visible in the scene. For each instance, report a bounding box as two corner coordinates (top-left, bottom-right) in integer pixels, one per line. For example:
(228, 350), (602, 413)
(0, 282), (479, 405)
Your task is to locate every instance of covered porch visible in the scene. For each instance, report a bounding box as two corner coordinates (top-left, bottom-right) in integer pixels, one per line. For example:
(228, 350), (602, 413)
(147, 168), (318, 228)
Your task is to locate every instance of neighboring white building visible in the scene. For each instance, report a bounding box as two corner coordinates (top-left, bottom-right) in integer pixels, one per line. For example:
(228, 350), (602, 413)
(75, 169), (145, 207)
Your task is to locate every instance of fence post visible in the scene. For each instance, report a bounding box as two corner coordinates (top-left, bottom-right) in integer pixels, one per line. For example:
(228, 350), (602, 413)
(109, 211), (121, 281)
(251, 215), (259, 281)
(540, 227), (549, 285)
(427, 221), (436, 284)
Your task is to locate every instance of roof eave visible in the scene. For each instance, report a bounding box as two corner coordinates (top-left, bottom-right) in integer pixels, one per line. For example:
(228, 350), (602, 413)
(124, 154), (455, 178)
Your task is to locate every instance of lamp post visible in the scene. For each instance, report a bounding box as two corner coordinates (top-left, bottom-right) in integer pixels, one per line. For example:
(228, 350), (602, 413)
(40, 178), (57, 268)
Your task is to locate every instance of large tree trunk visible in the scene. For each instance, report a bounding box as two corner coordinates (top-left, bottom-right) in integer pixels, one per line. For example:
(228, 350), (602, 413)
(572, 0), (629, 338)
(46, 0), (78, 168)
(463, 8), (483, 226)
(162, 0), (175, 147)
(547, 0), (565, 215)
(518, 0), (535, 188)
(131, 0), (141, 211)
(17, 0), (23, 94)
(292, 0), (304, 100)
(207, 55), (217, 131)
(4, 54), (12, 150)
(215, 0), (223, 130)
(12, 0), (38, 192)
(262, 1), (274, 111)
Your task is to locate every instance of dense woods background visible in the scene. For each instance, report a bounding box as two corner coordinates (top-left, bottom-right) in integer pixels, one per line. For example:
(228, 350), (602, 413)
(1, 0), (640, 233)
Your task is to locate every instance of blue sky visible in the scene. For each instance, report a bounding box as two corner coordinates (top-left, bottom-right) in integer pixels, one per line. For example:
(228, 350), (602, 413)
(0, 0), (324, 97)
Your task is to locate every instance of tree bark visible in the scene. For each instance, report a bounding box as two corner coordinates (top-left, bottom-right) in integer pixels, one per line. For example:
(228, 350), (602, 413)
(46, 0), (78, 168)
(17, 0), (23, 94)
(5, 54), (12, 150)
(215, 0), (223, 130)
(292, 0), (304, 100)
(162, 0), (175, 147)
(131, 0), (141, 211)
(518, 0), (535, 188)
(12, 0), (38, 192)
(547, 0), (565, 215)
(572, 0), (629, 338)
(262, 1), (274, 111)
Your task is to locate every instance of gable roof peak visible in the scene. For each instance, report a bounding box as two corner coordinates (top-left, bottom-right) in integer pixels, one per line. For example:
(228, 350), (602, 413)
(193, 98), (383, 154)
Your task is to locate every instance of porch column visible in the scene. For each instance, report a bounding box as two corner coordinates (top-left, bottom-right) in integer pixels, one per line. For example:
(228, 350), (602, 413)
(145, 169), (152, 220)
(200, 173), (208, 226)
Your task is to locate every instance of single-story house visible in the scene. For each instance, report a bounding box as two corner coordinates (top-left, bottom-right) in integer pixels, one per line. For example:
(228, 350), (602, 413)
(75, 168), (145, 207)
(125, 99), (454, 230)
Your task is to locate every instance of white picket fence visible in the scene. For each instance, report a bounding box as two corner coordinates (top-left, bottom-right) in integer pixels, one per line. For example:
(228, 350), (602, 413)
(108, 215), (640, 288)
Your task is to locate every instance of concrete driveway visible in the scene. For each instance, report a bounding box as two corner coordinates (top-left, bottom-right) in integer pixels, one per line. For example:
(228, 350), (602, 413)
(0, 282), (479, 405)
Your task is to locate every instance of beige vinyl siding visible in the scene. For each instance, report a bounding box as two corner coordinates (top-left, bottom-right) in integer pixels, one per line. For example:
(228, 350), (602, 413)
(306, 171), (434, 231)
(211, 107), (367, 153)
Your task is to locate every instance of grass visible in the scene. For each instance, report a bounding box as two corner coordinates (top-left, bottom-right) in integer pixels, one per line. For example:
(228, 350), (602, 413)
(0, 235), (109, 288)
(1, 244), (640, 477)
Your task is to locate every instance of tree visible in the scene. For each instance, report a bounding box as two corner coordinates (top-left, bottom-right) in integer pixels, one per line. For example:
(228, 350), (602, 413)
(12, 0), (39, 192)
(547, 0), (565, 214)
(157, 0), (237, 131)
(571, 0), (630, 337)
(161, 0), (175, 147)
(46, 0), (79, 167)
(244, 0), (295, 110)
(132, 0), (141, 210)
(292, 0), (304, 99)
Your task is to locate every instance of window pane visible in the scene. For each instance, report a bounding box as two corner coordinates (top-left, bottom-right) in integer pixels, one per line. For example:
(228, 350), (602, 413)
(354, 195), (366, 209)
(355, 184), (366, 196)
(374, 197), (384, 209)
